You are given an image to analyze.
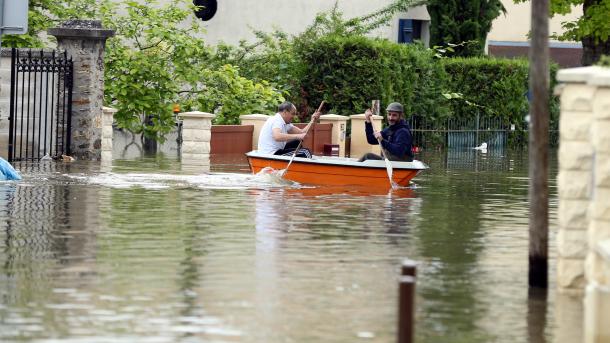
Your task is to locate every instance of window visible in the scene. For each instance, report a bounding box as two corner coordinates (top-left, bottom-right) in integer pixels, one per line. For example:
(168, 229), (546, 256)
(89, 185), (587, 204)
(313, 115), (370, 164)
(398, 19), (422, 44)
(193, 0), (217, 21)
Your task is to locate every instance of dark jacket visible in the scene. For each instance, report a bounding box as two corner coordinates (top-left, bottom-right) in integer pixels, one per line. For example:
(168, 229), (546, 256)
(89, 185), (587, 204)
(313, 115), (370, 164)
(365, 119), (413, 161)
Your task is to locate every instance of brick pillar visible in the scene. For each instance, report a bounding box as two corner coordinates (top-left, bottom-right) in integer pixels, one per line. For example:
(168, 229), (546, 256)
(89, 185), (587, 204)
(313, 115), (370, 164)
(240, 114), (269, 151)
(319, 114), (348, 157)
(48, 20), (114, 161)
(179, 111), (215, 172)
(349, 113), (382, 158)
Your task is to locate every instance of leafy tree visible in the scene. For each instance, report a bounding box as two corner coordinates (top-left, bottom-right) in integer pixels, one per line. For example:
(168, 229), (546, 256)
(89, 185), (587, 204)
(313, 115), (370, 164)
(100, 0), (283, 140)
(2, 0), (97, 47)
(515, 0), (610, 65)
(426, 0), (506, 57)
(213, 0), (427, 118)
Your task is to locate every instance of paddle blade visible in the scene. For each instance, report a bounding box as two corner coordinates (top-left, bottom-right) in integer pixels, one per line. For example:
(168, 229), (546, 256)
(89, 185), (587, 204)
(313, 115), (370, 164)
(384, 157), (398, 189)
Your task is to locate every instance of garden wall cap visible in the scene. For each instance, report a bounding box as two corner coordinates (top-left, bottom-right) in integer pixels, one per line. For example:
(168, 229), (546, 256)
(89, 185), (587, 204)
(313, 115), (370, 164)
(557, 66), (601, 83)
(557, 66), (610, 86)
(179, 111), (216, 119)
(319, 114), (346, 120)
(48, 20), (115, 40)
(350, 113), (382, 119)
(240, 114), (270, 120)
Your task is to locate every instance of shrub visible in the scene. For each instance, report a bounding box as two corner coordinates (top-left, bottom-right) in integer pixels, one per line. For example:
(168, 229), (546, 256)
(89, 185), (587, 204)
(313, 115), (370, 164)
(297, 35), (450, 120)
(102, 0), (282, 141)
(442, 57), (560, 147)
(443, 58), (560, 121)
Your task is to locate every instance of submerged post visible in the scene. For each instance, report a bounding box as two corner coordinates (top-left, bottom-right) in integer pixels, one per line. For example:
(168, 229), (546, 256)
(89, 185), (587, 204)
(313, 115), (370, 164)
(402, 259), (417, 277)
(398, 260), (417, 343)
(528, 0), (550, 288)
(398, 275), (415, 343)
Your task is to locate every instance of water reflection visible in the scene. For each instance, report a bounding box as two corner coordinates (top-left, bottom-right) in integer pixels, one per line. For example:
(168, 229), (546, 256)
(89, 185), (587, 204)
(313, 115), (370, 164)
(0, 150), (577, 343)
(528, 288), (548, 343)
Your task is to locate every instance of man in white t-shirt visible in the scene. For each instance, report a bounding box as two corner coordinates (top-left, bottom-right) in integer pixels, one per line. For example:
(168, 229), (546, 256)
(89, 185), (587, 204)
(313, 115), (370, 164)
(257, 101), (321, 157)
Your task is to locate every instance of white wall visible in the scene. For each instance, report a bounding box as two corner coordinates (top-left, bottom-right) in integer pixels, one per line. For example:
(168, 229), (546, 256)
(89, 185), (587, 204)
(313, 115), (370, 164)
(191, 0), (581, 47)
(488, 1), (582, 44)
(187, 0), (430, 46)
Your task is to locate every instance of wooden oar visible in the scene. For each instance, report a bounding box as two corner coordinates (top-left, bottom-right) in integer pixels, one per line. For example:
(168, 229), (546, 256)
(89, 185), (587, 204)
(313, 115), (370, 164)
(371, 100), (397, 189)
(280, 101), (325, 177)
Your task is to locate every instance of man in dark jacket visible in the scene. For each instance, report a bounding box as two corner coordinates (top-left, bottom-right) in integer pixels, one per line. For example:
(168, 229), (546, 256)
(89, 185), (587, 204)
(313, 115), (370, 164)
(358, 102), (414, 162)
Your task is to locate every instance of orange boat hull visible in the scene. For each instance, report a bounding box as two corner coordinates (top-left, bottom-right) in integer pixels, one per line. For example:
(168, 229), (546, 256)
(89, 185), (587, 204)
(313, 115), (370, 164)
(247, 155), (422, 188)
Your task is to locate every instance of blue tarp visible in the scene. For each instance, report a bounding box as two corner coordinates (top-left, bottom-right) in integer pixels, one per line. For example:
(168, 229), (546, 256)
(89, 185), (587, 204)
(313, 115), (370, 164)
(0, 158), (21, 181)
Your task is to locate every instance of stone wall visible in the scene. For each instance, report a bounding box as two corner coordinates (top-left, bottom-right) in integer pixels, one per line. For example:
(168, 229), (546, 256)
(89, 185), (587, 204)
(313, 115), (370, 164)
(557, 66), (610, 342)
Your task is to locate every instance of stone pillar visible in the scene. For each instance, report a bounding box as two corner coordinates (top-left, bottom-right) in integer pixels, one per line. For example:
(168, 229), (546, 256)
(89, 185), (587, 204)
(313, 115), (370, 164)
(240, 114), (269, 151)
(48, 20), (115, 160)
(349, 113), (382, 158)
(101, 107), (116, 164)
(179, 111), (215, 173)
(557, 66), (610, 342)
(319, 114), (348, 157)
(556, 67), (597, 294)
(585, 68), (610, 343)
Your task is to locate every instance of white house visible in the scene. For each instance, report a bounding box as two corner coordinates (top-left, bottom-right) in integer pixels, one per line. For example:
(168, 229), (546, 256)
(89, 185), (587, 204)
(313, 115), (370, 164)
(187, 0), (583, 67)
(487, 1), (582, 67)
(192, 0), (432, 47)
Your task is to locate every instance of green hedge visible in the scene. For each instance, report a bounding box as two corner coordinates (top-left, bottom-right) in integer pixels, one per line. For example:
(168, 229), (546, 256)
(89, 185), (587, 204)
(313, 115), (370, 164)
(297, 35), (450, 120)
(234, 33), (560, 148)
(442, 57), (559, 131)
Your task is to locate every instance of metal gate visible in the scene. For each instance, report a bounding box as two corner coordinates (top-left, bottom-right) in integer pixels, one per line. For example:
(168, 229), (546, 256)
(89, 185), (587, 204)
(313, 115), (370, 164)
(409, 113), (509, 150)
(8, 48), (73, 162)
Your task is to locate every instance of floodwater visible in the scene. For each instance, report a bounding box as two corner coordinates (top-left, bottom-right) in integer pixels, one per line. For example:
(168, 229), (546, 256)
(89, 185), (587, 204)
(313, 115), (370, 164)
(0, 149), (582, 343)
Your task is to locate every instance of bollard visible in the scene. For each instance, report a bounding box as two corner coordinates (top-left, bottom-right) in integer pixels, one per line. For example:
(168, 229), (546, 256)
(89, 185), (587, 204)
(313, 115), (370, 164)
(402, 259), (417, 277)
(398, 275), (415, 343)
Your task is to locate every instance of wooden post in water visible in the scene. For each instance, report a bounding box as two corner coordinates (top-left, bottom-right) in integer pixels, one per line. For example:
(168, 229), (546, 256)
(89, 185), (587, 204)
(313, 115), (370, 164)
(402, 259), (417, 278)
(398, 260), (416, 343)
(528, 0), (549, 288)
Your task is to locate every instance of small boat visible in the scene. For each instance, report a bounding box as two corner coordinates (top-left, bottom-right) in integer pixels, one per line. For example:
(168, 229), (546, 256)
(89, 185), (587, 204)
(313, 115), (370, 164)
(246, 150), (428, 188)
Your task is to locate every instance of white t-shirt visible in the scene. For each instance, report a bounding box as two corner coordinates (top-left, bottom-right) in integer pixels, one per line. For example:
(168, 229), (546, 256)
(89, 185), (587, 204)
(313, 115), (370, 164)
(257, 113), (295, 154)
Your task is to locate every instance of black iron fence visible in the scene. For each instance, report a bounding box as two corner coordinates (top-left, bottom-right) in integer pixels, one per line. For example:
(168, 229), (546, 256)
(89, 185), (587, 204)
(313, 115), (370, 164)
(408, 114), (558, 150)
(8, 48), (73, 162)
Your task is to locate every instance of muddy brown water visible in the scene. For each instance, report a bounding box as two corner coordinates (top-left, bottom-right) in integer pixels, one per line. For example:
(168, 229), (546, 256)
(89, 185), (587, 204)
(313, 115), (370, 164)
(0, 150), (581, 343)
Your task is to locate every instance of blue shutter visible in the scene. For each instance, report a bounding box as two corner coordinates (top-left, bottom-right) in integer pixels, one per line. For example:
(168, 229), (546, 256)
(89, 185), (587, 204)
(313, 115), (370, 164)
(398, 19), (414, 43)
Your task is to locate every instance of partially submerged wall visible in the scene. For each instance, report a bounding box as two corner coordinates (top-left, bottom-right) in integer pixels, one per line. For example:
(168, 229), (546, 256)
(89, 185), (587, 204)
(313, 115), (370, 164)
(557, 66), (610, 342)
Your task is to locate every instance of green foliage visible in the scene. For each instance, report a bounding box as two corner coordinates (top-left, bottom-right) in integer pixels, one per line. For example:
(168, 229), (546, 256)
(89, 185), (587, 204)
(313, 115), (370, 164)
(212, 30), (301, 97)
(515, 0), (610, 64)
(298, 36), (450, 121)
(101, 0), (282, 140)
(2, 0), (97, 47)
(213, 0), (429, 119)
(442, 57), (560, 146)
(294, 0), (426, 44)
(427, 0), (506, 57)
(546, 0), (610, 43)
(442, 58), (529, 121)
(185, 65), (284, 125)
(599, 55), (610, 66)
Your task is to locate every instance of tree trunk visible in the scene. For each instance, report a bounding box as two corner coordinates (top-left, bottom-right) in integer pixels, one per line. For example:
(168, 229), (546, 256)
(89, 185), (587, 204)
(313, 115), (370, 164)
(582, 35), (610, 66)
(581, 0), (610, 66)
